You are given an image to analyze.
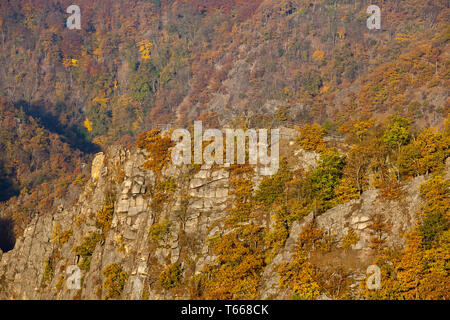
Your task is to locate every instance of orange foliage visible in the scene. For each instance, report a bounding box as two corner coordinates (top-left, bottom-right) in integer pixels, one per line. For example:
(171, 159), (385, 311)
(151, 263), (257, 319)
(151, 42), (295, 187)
(296, 123), (326, 152)
(135, 129), (174, 175)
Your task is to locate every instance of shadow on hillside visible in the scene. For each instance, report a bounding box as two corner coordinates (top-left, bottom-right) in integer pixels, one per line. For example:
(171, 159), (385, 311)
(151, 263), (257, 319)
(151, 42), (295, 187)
(0, 162), (19, 202)
(0, 217), (15, 252)
(14, 100), (100, 154)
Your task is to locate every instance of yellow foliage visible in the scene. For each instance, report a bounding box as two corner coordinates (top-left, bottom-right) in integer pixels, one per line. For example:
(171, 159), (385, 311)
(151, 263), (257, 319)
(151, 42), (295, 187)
(415, 127), (449, 174)
(363, 177), (449, 300)
(102, 263), (129, 300)
(202, 225), (265, 300)
(277, 224), (328, 300)
(135, 129), (174, 175)
(72, 232), (102, 271)
(92, 135), (109, 147)
(264, 206), (289, 262)
(296, 123), (326, 152)
(395, 33), (413, 43)
(159, 263), (183, 290)
(83, 117), (93, 132)
(52, 223), (73, 246)
(92, 94), (109, 105)
(352, 119), (375, 141)
(342, 228), (359, 249)
(148, 219), (171, 244)
(278, 246), (319, 298)
(226, 177), (254, 225)
(283, 87), (292, 97)
(333, 178), (359, 204)
(444, 113), (450, 137)
(138, 39), (153, 60)
(376, 174), (402, 200)
(95, 205), (114, 235)
(320, 83), (329, 93)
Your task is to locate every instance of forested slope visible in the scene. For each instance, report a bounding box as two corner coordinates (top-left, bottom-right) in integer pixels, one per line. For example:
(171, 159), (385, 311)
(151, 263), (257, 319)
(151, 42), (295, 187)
(0, 0), (448, 299)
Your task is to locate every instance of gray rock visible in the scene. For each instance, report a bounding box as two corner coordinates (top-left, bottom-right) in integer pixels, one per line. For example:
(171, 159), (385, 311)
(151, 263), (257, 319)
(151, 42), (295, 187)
(0, 144), (432, 300)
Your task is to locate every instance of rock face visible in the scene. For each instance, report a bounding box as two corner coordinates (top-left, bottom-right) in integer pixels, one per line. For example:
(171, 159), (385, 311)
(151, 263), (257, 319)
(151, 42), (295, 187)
(90, 152), (106, 181)
(259, 176), (424, 299)
(0, 144), (426, 300)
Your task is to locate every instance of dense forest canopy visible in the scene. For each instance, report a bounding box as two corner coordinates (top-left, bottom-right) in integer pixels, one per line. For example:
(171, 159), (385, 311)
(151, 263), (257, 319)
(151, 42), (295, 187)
(0, 0), (448, 300)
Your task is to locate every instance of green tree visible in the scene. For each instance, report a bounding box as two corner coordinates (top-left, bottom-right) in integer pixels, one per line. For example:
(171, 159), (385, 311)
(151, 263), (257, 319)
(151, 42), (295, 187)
(310, 150), (344, 202)
(383, 116), (410, 151)
(418, 176), (449, 249)
(129, 61), (160, 103)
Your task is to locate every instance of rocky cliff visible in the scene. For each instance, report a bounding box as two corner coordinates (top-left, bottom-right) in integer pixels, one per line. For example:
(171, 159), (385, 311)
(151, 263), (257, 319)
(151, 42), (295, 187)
(0, 131), (430, 300)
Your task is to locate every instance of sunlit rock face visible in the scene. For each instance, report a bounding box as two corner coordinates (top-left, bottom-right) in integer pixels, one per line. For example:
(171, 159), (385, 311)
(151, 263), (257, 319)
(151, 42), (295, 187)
(0, 142), (427, 300)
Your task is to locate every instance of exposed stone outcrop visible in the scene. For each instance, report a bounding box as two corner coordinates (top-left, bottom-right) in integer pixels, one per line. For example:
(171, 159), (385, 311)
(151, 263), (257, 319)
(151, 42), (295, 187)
(0, 144), (235, 299)
(0, 142), (428, 300)
(259, 175), (425, 299)
(90, 152), (106, 181)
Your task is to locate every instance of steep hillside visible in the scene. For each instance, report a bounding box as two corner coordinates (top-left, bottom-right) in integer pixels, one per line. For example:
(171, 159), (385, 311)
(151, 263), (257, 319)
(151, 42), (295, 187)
(0, 139), (423, 299)
(0, 0), (449, 300)
(0, 0), (448, 214)
(0, 0), (448, 138)
(0, 98), (92, 237)
(0, 124), (448, 299)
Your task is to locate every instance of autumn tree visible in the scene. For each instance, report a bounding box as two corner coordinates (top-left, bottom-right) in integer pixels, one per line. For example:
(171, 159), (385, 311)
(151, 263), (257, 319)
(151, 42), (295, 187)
(383, 116), (411, 152)
(296, 123), (326, 152)
(135, 129), (174, 176)
(277, 223), (325, 300)
(102, 263), (129, 300)
(418, 176), (449, 249)
(364, 177), (449, 300)
(398, 127), (449, 177)
(202, 225), (265, 300)
(333, 178), (359, 204)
